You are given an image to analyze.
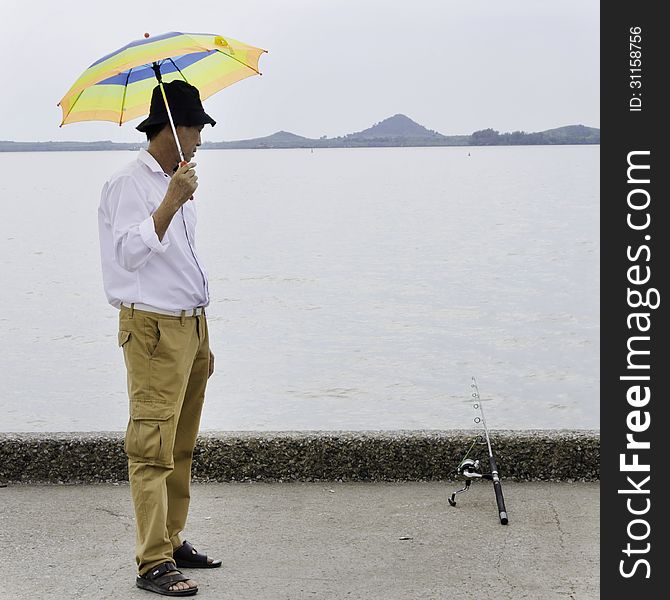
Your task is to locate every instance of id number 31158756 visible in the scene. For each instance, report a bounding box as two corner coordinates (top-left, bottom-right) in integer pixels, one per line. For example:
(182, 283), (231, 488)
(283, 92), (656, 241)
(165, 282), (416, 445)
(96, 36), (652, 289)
(629, 26), (643, 112)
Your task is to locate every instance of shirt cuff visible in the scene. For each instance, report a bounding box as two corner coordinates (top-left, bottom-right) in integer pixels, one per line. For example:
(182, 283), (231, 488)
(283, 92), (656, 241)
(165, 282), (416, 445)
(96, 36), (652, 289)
(139, 215), (170, 253)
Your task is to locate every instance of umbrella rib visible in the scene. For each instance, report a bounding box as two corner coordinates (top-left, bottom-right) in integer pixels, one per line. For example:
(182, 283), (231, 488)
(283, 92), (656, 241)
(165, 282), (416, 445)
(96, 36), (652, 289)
(214, 49), (263, 75)
(167, 58), (190, 83)
(59, 89), (85, 126)
(118, 68), (133, 126)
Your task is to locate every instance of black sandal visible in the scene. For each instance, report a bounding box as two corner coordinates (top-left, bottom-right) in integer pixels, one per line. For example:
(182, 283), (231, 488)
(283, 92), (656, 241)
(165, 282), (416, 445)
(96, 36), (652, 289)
(173, 540), (222, 569)
(136, 561), (198, 596)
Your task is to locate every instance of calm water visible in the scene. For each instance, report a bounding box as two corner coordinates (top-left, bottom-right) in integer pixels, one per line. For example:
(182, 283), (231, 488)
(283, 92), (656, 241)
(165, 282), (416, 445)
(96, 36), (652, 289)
(0, 146), (599, 432)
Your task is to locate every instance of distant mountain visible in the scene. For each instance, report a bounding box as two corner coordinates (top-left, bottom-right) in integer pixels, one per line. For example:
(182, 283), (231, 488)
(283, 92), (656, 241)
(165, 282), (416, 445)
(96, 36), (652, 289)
(469, 124), (600, 146)
(255, 130), (311, 143)
(207, 130), (312, 149)
(203, 114), (464, 149)
(346, 114), (445, 139)
(0, 115), (600, 151)
(541, 124), (600, 143)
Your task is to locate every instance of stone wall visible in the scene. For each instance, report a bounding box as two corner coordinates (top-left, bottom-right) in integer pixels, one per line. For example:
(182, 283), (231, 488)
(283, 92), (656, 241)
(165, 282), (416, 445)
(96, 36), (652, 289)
(0, 430), (599, 484)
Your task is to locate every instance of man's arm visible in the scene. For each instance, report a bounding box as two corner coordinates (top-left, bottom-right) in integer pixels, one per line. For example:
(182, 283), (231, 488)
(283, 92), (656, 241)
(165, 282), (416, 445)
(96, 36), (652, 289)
(104, 175), (169, 272)
(153, 162), (199, 241)
(102, 162), (199, 272)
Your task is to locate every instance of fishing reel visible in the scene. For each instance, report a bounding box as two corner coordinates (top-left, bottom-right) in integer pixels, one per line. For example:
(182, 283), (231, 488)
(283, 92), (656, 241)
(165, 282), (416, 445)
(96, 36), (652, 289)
(448, 456), (491, 506)
(457, 458), (482, 478)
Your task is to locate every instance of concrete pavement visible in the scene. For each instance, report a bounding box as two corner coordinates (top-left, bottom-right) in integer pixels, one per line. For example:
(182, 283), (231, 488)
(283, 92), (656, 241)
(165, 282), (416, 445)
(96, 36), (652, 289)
(0, 481), (599, 600)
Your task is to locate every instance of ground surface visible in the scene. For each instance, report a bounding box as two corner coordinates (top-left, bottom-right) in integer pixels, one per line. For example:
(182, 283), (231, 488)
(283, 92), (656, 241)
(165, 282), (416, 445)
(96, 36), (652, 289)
(0, 481), (599, 599)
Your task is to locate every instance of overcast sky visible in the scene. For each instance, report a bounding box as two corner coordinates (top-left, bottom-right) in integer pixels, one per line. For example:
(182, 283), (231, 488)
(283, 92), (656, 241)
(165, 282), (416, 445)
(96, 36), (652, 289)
(2, 0), (599, 143)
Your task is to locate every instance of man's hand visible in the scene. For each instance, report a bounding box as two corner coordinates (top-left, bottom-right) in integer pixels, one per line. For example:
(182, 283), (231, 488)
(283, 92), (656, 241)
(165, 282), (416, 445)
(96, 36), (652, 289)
(153, 162), (198, 241)
(167, 161), (198, 208)
(208, 350), (215, 378)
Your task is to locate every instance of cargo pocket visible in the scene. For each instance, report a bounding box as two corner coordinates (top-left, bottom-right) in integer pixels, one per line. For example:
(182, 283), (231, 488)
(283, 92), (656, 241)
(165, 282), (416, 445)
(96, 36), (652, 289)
(118, 330), (131, 347)
(124, 401), (176, 467)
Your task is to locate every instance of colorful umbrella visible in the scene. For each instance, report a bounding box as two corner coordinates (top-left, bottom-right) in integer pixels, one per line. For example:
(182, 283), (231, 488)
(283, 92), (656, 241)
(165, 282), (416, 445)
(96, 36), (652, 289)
(58, 31), (267, 159)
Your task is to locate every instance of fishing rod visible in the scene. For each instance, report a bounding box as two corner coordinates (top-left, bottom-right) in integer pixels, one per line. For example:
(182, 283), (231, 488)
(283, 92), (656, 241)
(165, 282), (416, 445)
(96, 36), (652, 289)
(448, 377), (508, 525)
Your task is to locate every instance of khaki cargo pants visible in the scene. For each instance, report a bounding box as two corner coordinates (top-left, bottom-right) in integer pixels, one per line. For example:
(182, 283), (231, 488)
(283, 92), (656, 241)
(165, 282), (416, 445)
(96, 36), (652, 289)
(117, 303), (210, 575)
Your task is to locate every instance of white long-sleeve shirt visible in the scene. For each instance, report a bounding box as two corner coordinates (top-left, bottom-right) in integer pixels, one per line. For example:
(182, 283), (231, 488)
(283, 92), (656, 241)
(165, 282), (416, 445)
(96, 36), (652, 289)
(98, 149), (209, 311)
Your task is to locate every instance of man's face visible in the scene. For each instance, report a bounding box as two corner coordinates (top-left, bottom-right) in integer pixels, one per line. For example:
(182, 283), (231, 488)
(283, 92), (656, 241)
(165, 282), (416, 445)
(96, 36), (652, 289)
(176, 125), (203, 162)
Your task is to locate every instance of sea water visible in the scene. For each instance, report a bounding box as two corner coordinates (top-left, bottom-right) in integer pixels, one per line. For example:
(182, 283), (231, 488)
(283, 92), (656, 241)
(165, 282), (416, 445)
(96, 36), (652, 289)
(0, 145), (599, 431)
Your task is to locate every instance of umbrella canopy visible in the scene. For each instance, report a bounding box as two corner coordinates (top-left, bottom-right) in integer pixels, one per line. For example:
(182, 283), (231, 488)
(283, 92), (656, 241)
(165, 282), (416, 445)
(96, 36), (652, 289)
(58, 31), (266, 127)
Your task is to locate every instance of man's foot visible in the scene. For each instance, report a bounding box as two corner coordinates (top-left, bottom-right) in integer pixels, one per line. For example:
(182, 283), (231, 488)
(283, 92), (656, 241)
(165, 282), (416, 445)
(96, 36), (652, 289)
(173, 540), (222, 569)
(136, 561), (198, 596)
(167, 578), (198, 593)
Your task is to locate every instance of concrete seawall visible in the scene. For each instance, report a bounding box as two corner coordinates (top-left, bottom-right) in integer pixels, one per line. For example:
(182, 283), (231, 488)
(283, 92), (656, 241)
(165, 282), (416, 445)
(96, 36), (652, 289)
(0, 429), (599, 483)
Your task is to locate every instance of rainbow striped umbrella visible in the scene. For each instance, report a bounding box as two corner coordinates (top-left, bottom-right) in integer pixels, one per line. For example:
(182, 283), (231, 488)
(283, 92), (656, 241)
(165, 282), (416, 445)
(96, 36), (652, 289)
(58, 31), (266, 156)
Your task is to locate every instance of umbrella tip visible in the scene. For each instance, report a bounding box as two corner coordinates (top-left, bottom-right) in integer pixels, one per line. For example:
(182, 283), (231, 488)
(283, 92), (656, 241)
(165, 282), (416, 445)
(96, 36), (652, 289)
(144, 32), (150, 38)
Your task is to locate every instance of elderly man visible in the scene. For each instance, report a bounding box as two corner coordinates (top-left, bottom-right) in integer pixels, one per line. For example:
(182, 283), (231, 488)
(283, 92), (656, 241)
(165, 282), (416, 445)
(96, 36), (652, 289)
(98, 80), (221, 596)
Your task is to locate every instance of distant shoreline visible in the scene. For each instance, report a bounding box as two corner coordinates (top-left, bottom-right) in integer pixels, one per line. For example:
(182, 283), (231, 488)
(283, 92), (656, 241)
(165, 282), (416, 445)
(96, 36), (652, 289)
(1, 115), (600, 152)
(0, 139), (600, 153)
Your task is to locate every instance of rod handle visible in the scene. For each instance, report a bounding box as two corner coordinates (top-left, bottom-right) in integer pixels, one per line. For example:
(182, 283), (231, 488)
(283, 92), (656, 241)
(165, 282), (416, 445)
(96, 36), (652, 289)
(489, 456), (509, 525)
(494, 482), (508, 525)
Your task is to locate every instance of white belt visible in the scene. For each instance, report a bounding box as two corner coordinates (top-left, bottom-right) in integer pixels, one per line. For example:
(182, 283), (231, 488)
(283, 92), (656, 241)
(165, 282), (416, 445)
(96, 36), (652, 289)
(121, 302), (205, 317)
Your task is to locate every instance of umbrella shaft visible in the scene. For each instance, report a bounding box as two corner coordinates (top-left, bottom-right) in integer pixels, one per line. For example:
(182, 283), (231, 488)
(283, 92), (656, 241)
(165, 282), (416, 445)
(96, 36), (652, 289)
(158, 81), (185, 163)
(153, 62), (185, 164)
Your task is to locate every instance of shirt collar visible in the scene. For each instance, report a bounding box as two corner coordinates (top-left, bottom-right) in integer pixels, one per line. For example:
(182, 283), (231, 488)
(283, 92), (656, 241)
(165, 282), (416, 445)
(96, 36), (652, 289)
(138, 148), (168, 175)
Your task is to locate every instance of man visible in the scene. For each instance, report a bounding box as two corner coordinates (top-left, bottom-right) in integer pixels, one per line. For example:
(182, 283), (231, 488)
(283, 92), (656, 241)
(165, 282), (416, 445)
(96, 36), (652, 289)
(98, 80), (221, 596)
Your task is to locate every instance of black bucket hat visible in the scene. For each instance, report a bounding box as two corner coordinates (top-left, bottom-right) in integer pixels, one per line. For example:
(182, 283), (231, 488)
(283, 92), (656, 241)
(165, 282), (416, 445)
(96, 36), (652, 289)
(136, 80), (216, 132)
